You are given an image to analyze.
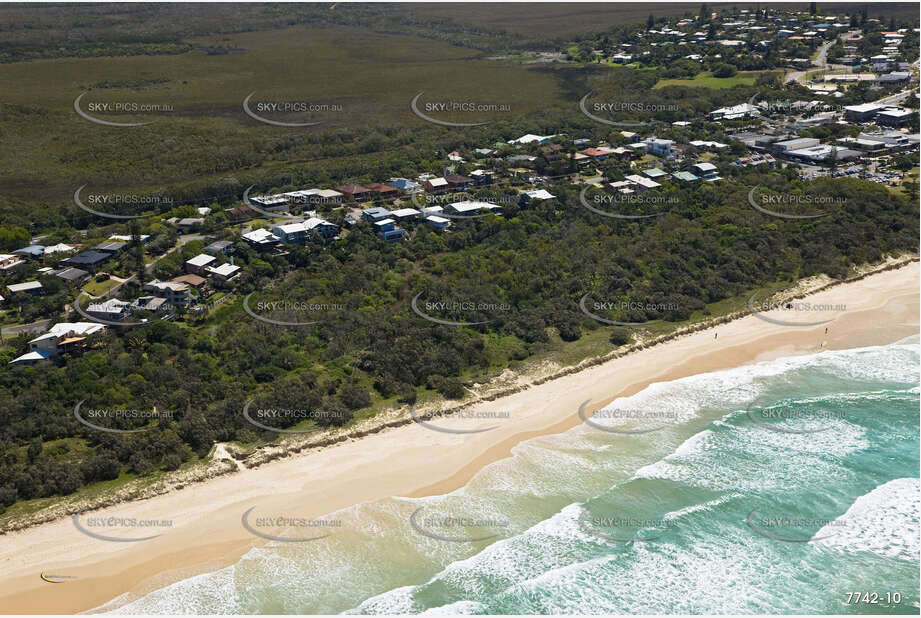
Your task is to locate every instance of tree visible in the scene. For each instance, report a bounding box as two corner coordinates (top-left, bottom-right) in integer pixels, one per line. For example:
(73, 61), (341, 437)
(699, 3), (708, 21)
(712, 63), (738, 78)
(27, 438), (43, 463)
(647, 13), (655, 30)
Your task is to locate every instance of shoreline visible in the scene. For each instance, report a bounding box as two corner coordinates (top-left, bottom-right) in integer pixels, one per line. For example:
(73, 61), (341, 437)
(0, 258), (917, 614)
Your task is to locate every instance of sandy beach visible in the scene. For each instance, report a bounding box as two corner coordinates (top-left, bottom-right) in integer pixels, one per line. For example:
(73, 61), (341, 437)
(0, 260), (918, 614)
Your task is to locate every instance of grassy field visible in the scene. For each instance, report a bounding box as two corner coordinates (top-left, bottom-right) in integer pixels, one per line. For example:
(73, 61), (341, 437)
(653, 70), (766, 90)
(0, 25), (567, 208)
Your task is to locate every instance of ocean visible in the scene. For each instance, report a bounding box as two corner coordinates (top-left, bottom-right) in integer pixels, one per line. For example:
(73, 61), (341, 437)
(101, 338), (920, 615)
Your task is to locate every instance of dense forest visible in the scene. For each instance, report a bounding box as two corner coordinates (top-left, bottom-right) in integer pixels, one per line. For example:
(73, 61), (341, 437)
(0, 169), (916, 511)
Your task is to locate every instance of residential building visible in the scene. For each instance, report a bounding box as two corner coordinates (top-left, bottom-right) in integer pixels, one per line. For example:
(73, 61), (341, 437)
(53, 267), (90, 286)
(624, 174), (662, 190)
(361, 207), (392, 223)
(373, 219), (407, 242)
(9, 322), (105, 365)
(205, 263), (242, 282)
(144, 279), (193, 307)
(366, 182), (400, 199)
(446, 200), (503, 217)
(424, 177), (450, 195)
(444, 173), (473, 191)
(7, 280), (43, 296)
(335, 184), (372, 202)
(86, 298), (131, 322)
(62, 250), (111, 272)
(644, 137), (676, 159)
(388, 178), (422, 193)
(389, 208), (421, 221)
(424, 215), (451, 231)
(271, 217), (339, 243)
(185, 253), (217, 274)
(689, 162), (720, 181)
(204, 240), (235, 256)
(242, 228), (280, 248)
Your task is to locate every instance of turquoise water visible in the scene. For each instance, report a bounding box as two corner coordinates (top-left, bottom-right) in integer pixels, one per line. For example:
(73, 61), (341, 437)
(104, 339), (920, 615)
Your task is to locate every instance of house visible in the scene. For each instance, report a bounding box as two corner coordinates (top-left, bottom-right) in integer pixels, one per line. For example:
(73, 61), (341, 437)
(204, 240), (235, 256)
(689, 140), (729, 151)
(361, 207), (392, 223)
(171, 274), (207, 291)
(443, 173), (473, 191)
(53, 267), (90, 286)
(671, 171), (699, 182)
(388, 178), (422, 193)
(61, 250), (111, 272)
(132, 296), (169, 314)
(205, 262), (242, 282)
(242, 228), (280, 248)
(469, 169), (496, 185)
(7, 280), (43, 296)
(305, 189), (344, 206)
(271, 218), (339, 243)
(0, 254), (25, 270)
(185, 253), (217, 274)
(335, 184), (372, 202)
(581, 147), (610, 162)
(508, 133), (554, 145)
(43, 243), (78, 255)
(177, 218), (205, 233)
(446, 200), (503, 217)
(522, 189), (556, 202)
(624, 174), (661, 190)
(389, 208), (421, 221)
(424, 177), (450, 195)
(144, 279), (193, 307)
(86, 298), (131, 322)
(366, 182), (400, 199)
(643, 168), (669, 180)
(248, 194), (289, 211)
(607, 181), (635, 194)
(228, 205), (258, 223)
(12, 245), (45, 260)
(94, 241), (127, 254)
(373, 219), (406, 242)
(644, 137), (676, 160)
(424, 215), (451, 231)
(9, 322), (105, 365)
(109, 235), (150, 244)
(689, 162), (720, 181)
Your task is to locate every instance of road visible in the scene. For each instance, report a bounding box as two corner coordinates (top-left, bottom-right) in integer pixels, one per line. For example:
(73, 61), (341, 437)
(784, 38), (846, 85)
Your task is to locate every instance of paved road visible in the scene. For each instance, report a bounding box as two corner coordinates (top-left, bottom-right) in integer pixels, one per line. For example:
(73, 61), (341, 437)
(1, 318), (51, 337)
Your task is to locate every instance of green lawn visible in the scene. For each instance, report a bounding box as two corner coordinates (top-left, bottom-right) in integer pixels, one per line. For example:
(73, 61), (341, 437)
(654, 71), (767, 89)
(82, 277), (120, 297)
